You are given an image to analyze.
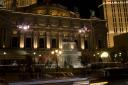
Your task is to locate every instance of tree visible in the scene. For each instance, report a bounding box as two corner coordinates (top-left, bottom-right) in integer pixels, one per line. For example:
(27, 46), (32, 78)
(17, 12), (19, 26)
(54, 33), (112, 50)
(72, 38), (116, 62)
(110, 47), (128, 63)
(80, 50), (92, 66)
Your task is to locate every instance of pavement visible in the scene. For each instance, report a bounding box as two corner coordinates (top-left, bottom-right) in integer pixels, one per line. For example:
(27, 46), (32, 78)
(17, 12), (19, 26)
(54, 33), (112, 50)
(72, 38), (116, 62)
(8, 77), (89, 85)
(0, 71), (102, 85)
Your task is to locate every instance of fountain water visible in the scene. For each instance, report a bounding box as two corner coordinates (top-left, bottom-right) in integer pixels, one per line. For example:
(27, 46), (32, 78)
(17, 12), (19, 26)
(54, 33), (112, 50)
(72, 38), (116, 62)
(58, 42), (82, 68)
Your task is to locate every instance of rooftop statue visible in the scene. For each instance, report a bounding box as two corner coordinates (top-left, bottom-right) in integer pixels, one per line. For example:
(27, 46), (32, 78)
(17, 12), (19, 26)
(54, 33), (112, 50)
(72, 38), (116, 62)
(90, 10), (95, 17)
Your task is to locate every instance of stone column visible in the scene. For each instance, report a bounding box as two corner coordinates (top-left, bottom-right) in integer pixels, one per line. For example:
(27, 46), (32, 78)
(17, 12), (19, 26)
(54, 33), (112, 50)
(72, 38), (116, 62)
(33, 31), (38, 49)
(20, 33), (24, 48)
(46, 32), (50, 49)
(59, 32), (62, 49)
(80, 35), (85, 49)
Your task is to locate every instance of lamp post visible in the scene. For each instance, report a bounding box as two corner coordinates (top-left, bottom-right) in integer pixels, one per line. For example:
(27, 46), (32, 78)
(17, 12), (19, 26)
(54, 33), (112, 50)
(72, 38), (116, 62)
(33, 52), (36, 64)
(3, 51), (7, 65)
(51, 49), (62, 69)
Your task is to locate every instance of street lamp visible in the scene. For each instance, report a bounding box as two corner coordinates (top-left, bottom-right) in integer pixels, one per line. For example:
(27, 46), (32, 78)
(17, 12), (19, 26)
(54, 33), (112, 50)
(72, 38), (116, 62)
(33, 52), (36, 64)
(78, 25), (91, 49)
(17, 24), (30, 31)
(3, 51), (7, 65)
(17, 24), (30, 48)
(3, 51), (7, 55)
(51, 49), (62, 69)
(78, 25), (90, 37)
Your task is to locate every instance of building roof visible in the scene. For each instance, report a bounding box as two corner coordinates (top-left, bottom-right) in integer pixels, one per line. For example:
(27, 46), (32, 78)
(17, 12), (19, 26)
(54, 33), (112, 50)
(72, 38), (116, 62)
(17, 3), (80, 18)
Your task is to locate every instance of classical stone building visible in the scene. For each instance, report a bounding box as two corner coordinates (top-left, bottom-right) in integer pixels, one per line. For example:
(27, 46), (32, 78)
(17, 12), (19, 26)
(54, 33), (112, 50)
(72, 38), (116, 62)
(0, 1), (107, 67)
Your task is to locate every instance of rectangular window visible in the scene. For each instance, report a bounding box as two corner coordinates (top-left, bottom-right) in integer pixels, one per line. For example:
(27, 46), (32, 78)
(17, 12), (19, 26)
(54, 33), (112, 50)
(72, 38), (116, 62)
(125, 18), (127, 22)
(120, 18), (122, 22)
(119, 18), (121, 22)
(113, 18), (116, 22)
(51, 38), (57, 48)
(11, 37), (19, 48)
(114, 27), (117, 33)
(114, 27), (116, 33)
(122, 27), (124, 32)
(120, 27), (122, 32)
(25, 38), (32, 48)
(98, 40), (102, 48)
(74, 40), (78, 48)
(39, 38), (45, 48)
(84, 40), (88, 49)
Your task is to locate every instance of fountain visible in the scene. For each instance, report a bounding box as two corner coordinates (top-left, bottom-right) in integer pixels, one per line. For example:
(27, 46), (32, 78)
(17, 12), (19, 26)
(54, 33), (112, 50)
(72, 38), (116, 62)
(58, 42), (82, 68)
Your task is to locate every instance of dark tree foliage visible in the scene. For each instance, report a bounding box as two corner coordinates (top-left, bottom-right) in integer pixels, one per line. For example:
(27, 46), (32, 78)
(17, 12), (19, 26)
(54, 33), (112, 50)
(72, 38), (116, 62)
(110, 47), (128, 63)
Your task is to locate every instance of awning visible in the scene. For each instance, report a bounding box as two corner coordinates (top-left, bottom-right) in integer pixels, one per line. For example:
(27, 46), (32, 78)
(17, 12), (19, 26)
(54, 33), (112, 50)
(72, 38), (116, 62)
(0, 49), (28, 59)
(0, 55), (25, 59)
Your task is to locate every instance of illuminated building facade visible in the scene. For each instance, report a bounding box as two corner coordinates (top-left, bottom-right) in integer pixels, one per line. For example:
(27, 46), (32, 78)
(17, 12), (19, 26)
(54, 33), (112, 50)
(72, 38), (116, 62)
(0, 0), (107, 66)
(2, 0), (36, 9)
(99, 0), (128, 48)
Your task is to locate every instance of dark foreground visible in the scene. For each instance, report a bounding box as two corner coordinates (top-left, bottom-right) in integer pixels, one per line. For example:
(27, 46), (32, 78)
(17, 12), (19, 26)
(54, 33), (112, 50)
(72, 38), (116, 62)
(6, 77), (128, 85)
(1, 64), (128, 85)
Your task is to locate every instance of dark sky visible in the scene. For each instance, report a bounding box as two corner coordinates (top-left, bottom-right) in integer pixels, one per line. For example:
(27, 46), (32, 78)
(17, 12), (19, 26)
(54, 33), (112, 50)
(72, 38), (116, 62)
(38, 0), (101, 18)
(58, 0), (101, 18)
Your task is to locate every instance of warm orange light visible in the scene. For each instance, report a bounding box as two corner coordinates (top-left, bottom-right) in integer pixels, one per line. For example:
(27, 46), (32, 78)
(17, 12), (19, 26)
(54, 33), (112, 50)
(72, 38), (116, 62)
(20, 42), (24, 48)
(90, 81), (108, 85)
(55, 50), (58, 53)
(51, 51), (54, 54)
(59, 51), (62, 54)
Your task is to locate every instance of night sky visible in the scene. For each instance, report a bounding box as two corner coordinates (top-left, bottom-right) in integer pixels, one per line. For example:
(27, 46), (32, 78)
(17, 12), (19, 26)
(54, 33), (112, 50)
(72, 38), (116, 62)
(38, 0), (101, 18)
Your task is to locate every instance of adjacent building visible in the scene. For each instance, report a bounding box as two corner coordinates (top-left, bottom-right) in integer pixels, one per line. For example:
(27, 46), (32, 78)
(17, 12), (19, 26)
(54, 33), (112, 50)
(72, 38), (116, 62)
(99, 0), (128, 48)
